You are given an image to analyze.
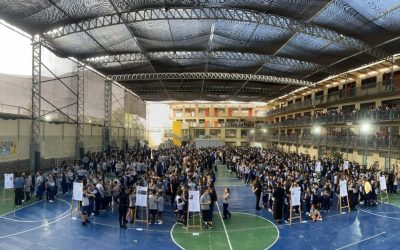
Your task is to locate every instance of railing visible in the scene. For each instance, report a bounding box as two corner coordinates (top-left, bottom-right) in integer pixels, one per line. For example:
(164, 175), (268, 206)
(267, 109), (400, 128)
(0, 103), (30, 116)
(267, 81), (399, 116)
(267, 134), (400, 151)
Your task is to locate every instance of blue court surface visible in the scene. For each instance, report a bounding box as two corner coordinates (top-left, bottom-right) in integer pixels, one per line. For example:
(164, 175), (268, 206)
(0, 181), (398, 250)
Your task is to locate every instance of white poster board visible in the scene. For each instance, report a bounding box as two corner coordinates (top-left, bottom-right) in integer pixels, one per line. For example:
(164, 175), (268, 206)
(72, 182), (83, 201)
(4, 173), (14, 189)
(344, 161), (349, 170)
(290, 187), (301, 206)
(380, 176), (387, 191)
(340, 180), (348, 197)
(315, 161), (321, 172)
(136, 186), (148, 207)
(188, 190), (200, 212)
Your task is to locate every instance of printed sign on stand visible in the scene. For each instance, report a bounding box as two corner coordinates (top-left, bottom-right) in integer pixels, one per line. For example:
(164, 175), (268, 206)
(290, 187), (301, 206)
(4, 173), (14, 189)
(340, 180), (348, 197)
(72, 182), (83, 201)
(188, 191), (200, 212)
(136, 186), (148, 207)
(380, 176), (387, 191)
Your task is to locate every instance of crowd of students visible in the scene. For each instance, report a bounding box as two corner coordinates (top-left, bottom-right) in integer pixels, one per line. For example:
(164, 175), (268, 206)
(11, 145), (400, 229)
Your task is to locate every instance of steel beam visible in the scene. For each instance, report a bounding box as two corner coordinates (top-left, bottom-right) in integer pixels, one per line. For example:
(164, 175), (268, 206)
(30, 35), (42, 172)
(104, 80), (112, 151)
(129, 85), (283, 94)
(43, 7), (389, 60)
(84, 51), (338, 74)
(110, 72), (314, 86)
(76, 63), (85, 159)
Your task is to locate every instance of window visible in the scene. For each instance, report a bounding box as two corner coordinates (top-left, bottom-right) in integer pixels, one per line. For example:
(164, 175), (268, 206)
(361, 76), (377, 89)
(328, 86), (339, 94)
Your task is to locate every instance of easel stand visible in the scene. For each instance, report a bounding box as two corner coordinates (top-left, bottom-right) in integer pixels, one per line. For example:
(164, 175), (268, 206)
(2, 188), (14, 204)
(70, 198), (81, 218)
(289, 193), (302, 224)
(134, 206), (149, 229)
(380, 189), (389, 204)
(338, 194), (350, 213)
(186, 210), (202, 231)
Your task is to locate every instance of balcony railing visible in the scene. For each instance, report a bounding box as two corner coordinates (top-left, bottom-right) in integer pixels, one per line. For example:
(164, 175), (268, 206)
(267, 109), (400, 128)
(267, 81), (399, 116)
(267, 134), (400, 151)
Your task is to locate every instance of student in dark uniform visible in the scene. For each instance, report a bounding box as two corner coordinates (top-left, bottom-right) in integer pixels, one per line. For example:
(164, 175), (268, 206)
(116, 187), (129, 229)
(273, 181), (285, 224)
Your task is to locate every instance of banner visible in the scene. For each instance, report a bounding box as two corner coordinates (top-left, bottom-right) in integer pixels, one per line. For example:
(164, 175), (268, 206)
(340, 180), (348, 197)
(214, 120), (218, 127)
(4, 173), (14, 189)
(248, 108), (253, 119)
(0, 142), (17, 155)
(205, 108), (209, 116)
(380, 176), (387, 191)
(188, 191), (200, 212)
(136, 186), (148, 207)
(72, 182), (83, 201)
(290, 187), (301, 206)
(205, 120), (209, 128)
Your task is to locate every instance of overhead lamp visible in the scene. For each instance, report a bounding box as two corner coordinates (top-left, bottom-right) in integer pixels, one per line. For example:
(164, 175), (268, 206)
(360, 121), (371, 134)
(312, 125), (322, 135)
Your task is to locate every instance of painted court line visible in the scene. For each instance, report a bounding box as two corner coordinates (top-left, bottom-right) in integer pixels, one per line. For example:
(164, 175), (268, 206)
(0, 199), (72, 223)
(0, 207), (75, 239)
(216, 202), (233, 250)
(232, 212), (280, 250)
(335, 232), (386, 250)
(0, 199), (43, 217)
(357, 206), (400, 221)
(170, 223), (185, 250)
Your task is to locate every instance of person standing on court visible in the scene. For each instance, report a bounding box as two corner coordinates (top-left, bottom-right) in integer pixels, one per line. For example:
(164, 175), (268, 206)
(252, 176), (262, 210)
(273, 181), (285, 224)
(222, 187), (231, 220)
(14, 173), (25, 206)
(208, 184), (217, 226)
(200, 188), (212, 229)
(116, 187), (129, 229)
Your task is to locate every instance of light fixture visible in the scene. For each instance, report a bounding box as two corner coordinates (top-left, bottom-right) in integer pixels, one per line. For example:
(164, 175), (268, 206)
(360, 121), (371, 134)
(262, 129), (267, 133)
(312, 125), (322, 135)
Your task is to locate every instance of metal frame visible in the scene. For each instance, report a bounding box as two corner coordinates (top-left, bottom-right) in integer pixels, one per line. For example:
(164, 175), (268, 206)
(110, 72), (314, 86)
(43, 7), (389, 60)
(84, 51), (338, 74)
(76, 63), (85, 158)
(30, 35), (42, 171)
(104, 80), (112, 151)
(128, 85), (283, 94)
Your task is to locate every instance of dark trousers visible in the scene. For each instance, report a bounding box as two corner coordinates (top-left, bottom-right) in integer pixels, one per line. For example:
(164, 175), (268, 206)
(223, 203), (230, 219)
(150, 209), (157, 224)
(119, 206), (128, 226)
(202, 209), (210, 223)
(15, 188), (24, 205)
(209, 202), (214, 221)
(255, 193), (261, 209)
(364, 192), (371, 206)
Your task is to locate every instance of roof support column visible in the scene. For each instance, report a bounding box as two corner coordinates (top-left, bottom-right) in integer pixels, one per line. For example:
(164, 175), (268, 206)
(76, 63), (85, 159)
(103, 80), (112, 152)
(29, 36), (42, 172)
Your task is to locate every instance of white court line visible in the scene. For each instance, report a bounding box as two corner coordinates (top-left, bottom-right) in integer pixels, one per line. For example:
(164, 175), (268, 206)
(357, 206), (400, 221)
(232, 212), (280, 250)
(170, 223), (185, 250)
(0, 199), (43, 217)
(216, 202), (233, 250)
(335, 232), (386, 250)
(0, 199), (71, 223)
(0, 207), (75, 239)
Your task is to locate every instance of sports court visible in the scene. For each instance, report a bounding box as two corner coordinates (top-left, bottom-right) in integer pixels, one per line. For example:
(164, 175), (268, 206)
(1, 1), (400, 250)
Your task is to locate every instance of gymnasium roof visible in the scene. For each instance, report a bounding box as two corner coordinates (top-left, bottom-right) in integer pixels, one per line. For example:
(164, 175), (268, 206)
(1, 0), (400, 102)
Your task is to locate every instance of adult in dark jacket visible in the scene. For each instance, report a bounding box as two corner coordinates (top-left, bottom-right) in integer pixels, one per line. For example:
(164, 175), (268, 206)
(117, 187), (129, 229)
(273, 181), (285, 224)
